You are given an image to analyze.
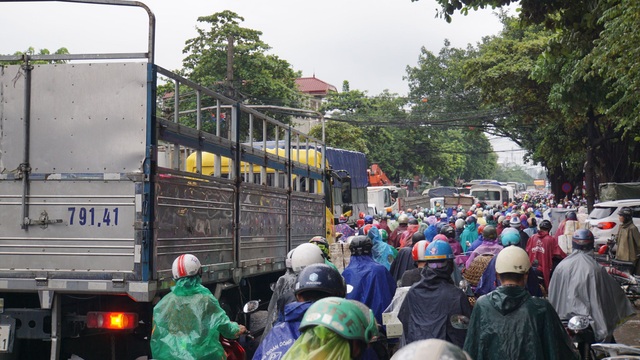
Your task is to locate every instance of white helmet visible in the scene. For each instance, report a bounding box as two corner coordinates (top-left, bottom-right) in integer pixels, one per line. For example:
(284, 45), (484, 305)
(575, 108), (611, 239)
(495, 246), (530, 274)
(172, 254), (202, 280)
(455, 218), (465, 229)
(285, 249), (295, 269)
(509, 216), (521, 228)
(291, 243), (325, 273)
(390, 338), (472, 360)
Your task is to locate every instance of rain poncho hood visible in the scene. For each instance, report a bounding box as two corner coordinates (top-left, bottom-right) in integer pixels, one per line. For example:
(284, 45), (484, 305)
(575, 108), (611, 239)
(460, 223), (479, 252)
(151, 276), (240, 360)
(343, 255), (396, 324)
(389, 247), (417, 285)
(424, 224), (438, 242)
(253, 301), (312, 360)
(548, 251), (635, 341)
(263, 269), (298, 337)
(463, 285), (579, 360)
(282, 325), (352, 360)
(397, 266), (472, 348)
(369, 227), (395, 270)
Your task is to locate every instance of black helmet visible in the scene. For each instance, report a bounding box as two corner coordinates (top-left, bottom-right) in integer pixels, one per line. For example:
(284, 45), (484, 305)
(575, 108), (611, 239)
(572, 229), (595, 250)
(619, 207), (633, 223)
(482, 225), (498, 240)
(412, 232), (426, 244)
(349, 235), (373, 256)
(295, 263), (346, 298)
(539, 219), (552, 231)
(501, 218), (511, 227)
(565, 211), (577, 221)
(441, 225), (456, 239)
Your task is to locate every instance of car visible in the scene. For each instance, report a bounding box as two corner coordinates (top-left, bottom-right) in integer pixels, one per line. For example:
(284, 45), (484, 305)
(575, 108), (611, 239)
(587, 199), (640, 247)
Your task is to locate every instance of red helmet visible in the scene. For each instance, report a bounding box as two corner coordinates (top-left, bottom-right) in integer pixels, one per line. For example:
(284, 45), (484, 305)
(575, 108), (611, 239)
(412, 240), (431, 261)
(359, 212), (365, 219)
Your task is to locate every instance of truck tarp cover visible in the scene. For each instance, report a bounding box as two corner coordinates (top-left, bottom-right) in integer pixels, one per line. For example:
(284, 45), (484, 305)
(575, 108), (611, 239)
(326, 148), (368, 189)
(599, 182), (640, 202)
(427, 187), (458, 198)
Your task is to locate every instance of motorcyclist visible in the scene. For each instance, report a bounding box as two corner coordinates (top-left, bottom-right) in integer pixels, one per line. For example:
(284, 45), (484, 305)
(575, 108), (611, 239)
(397, 240), (471, 348)
(465, 226), (502, 269)
(399, 239), (431, 287)
(615, 207), (640, 274)
(335, 215), (356, 239)
(253, 263), (346, 360)
(283, 297), (378, 360)
(474, 228), (542, 297)
(358, 215), (375, 235)
(389, 214), (409, 248)
(309, 236), (338, 270)
(463, 246), (579, 359)
(263, 243), (325, 338)
(150, 254), (247, 360)
(343, 235), (396, 325)
(548, 229), (635, 346)
(390, 232), (425, 285)
(509, 215), (529, 249)
(460, 216), (478, 252)
(556, 211), (580, 254)
(369, 226), (396, 270)
(441, 225), (462, 256)
(525, 219), (566, 289)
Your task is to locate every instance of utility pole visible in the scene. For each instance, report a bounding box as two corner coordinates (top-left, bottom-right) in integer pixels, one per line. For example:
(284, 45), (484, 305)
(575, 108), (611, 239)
(226, 35), (235, 99)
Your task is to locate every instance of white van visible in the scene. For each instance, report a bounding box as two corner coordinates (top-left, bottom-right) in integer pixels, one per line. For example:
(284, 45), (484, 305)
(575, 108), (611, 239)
(469, 184), (510, 207)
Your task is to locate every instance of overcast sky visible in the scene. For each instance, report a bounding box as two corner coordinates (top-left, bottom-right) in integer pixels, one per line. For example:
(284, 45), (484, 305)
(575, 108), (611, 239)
(0, 0), (531, 165)
(0, 0), (513, 96)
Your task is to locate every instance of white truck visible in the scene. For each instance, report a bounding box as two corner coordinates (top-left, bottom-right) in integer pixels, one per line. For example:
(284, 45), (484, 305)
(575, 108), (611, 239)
(0, 1), (334, 358)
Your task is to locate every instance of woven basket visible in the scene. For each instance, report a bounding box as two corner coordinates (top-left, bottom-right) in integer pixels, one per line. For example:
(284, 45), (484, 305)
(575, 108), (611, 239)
(463, 254), (494, 286)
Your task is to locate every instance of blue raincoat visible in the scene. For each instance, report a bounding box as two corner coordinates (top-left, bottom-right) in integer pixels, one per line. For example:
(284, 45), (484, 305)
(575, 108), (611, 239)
(424, 224), (438, 242)
(343, 255), (396, 324)
(369, 227), (395, 270)
(252, 301), (312, 360)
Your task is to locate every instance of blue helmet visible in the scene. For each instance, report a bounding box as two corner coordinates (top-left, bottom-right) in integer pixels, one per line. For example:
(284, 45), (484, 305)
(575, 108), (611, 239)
(364, 215), (374, 224)
(424, 240), (454, 262)
(500, 228), (521, 246)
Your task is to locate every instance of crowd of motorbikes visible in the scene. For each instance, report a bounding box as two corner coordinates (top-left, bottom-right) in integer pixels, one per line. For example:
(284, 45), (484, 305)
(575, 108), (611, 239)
(218, 234), (640, 360)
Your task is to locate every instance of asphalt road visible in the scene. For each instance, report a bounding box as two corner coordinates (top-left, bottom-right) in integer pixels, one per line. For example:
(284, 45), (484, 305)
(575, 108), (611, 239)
(614, 304), (640, 346)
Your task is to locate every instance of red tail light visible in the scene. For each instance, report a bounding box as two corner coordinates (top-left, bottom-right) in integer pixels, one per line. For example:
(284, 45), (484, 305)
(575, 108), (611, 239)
(86, 312), (138, 330)
(597, 222), (617, 230)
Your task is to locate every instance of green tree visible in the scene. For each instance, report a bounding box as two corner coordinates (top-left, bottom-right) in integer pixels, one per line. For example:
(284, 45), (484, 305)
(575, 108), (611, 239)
(4, 46), (69, 64)
(181, 11), (302, 108)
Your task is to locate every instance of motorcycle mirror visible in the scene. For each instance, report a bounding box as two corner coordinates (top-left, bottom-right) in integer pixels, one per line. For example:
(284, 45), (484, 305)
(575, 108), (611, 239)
(346, 284), (354, 294)
(458, 280), (468, 290)
(270, 282), (276, 292)
(450, 314), (470, 330)
(568, 315), (590, 331)
(243, 300), (260, 314)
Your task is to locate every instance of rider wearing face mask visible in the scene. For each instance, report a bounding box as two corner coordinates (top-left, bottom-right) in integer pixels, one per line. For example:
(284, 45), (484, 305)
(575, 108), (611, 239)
(548, 229), (635, 344)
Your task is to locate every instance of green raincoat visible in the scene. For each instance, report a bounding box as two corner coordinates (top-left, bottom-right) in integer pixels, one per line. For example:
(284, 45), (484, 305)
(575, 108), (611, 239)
(463, 285), (579, 360)
(283, 325), (352, 360)
(150, 276), (240, 360)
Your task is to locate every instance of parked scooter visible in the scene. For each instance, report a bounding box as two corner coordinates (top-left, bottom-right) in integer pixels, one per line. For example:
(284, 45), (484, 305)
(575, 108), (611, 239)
(592, 343), (640, 359)
(594, 236), (640, 304)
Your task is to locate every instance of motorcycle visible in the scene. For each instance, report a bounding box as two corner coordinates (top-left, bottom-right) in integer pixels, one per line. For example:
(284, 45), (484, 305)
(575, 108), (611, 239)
(594, 237), (640, 304)
(222, 300), (265, 360)
(592, 343), (640, 359)
(562, 315), (597, 360)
